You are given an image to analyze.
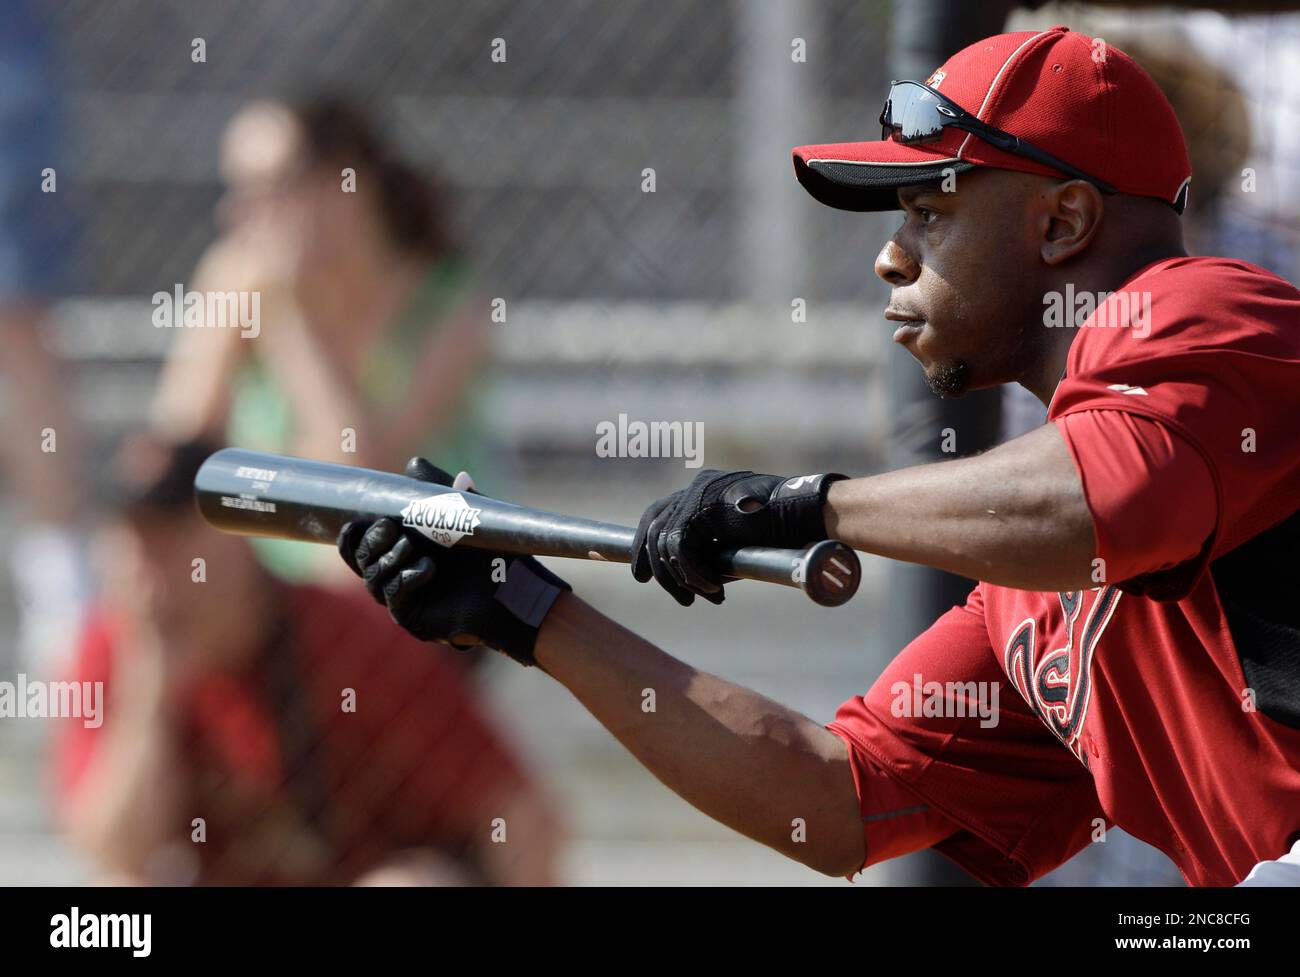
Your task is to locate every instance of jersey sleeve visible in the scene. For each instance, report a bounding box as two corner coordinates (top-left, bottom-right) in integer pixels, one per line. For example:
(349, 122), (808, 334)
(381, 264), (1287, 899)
(827, 586), (1106, 885)
(1047, 258), (1300, 601)
(1054, 410), (1216, 589)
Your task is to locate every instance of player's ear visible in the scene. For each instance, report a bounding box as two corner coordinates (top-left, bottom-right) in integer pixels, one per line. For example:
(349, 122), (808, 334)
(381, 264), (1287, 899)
(1040, 180), (1104, 265)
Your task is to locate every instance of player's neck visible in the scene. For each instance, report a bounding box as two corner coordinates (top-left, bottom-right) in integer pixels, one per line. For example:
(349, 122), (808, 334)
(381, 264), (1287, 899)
(1021, 237), (1188, 407)
(1021, 326), (1077, 408)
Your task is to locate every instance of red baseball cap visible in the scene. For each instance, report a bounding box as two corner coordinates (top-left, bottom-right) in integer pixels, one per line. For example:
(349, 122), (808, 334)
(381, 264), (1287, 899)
(792, 25), (1192, 214)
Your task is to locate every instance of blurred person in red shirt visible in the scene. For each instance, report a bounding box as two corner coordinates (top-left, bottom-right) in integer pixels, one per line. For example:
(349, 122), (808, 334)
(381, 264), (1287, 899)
(53, 434), (562, 885)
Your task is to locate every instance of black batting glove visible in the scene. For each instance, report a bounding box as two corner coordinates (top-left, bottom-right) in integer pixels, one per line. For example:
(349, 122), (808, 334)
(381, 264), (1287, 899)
(630, 469), (846, 606)
(337, 457), (571, 666)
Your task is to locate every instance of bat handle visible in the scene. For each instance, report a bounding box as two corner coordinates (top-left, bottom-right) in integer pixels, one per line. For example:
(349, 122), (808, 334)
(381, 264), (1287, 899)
(720, 539), (861, 607)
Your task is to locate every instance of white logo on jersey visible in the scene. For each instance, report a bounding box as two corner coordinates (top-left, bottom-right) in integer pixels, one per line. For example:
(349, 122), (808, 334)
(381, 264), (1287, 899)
(1107, 383), (1148, 396)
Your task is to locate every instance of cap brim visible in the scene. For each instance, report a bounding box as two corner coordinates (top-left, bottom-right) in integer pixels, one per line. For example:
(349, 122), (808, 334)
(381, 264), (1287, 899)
(792, 138), (976, 212)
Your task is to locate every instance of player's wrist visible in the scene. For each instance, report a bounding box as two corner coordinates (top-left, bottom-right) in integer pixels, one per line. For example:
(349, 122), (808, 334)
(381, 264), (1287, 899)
(531, 590), (586, 675)
(820, 475), (858, 542)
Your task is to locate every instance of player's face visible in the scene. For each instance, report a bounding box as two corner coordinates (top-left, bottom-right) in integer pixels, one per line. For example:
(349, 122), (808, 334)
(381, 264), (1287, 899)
(874, 168), (1050, 397)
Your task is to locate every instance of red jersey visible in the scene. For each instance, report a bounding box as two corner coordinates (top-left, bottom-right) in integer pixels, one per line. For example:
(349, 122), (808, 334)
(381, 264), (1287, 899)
(56, 583), (534, 883)
(829, 256), (1300, 885)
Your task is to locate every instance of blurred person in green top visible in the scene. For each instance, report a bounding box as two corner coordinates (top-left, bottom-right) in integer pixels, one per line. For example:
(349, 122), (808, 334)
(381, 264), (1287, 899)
(153, 96), (490, 581)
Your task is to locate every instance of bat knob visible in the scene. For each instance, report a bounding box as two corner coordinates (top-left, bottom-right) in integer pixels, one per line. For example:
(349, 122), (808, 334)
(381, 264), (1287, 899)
(800, 540), (861, 607)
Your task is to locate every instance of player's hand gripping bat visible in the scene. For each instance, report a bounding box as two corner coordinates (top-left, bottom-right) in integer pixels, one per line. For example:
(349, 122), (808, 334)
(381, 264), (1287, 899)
(193, 448), (861, 607)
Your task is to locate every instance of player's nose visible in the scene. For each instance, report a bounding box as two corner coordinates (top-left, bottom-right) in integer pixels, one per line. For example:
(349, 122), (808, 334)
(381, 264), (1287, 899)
(874, 236), (920, 287)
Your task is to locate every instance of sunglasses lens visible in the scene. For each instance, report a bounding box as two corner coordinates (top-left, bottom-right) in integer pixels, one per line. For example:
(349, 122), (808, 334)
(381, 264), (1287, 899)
(894, 87), (946, 142)
(892, 85), (946, 143)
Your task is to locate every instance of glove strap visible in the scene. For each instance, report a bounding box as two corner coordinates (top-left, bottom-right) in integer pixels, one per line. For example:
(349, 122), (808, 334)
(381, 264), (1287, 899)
(497, 558), (569, 628)
(492, 557), (572, 665)
(769, 472), (848, 542)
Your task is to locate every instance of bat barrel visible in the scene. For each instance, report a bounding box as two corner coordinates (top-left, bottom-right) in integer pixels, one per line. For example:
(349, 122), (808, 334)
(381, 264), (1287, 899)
(722, 539), (860, 607)
(195, 448), (401, 543)
(194, 448), (860, 606)
(194, 447), (629, 559)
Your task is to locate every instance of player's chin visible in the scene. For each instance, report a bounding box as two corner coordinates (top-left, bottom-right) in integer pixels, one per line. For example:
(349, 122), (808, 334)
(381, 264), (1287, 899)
(897, 327), (974, 398)
(922, 357), (973, 399)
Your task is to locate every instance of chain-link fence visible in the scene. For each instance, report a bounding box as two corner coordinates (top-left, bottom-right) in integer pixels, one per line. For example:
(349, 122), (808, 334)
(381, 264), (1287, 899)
(0, 0), (1297, 885)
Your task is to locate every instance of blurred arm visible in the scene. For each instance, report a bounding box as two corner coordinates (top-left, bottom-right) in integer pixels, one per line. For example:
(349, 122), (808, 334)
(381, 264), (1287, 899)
(370, 295), (490, 467)
(0, 307), (85, 523)
(472, 779), (565, 885)
(60, 647), (188, 880)
(261, 291), (490, 469)
(150, 241), (255, 441)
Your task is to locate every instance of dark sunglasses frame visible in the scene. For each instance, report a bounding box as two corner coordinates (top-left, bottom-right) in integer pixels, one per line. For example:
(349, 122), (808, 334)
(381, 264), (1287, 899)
(880, 80), (1118, 195)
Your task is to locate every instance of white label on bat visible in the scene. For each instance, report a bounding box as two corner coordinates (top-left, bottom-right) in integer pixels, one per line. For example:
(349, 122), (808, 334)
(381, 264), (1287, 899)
(400, 493), (483, 548)
(235, 466), (278, 482)
(220, 495), (276, 513)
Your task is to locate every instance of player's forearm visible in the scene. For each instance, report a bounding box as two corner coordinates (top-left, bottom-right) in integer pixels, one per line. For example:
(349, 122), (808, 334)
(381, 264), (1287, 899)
(534, 593), (864, 876)
(824, 423), (1097, 591)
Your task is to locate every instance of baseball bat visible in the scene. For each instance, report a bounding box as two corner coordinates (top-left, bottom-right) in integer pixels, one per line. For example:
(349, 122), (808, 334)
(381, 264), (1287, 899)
(193, 448), (861, 607)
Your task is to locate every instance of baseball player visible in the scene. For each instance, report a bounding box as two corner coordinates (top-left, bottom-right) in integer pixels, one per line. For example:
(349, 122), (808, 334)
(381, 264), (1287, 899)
(339, 27), (1300, 885)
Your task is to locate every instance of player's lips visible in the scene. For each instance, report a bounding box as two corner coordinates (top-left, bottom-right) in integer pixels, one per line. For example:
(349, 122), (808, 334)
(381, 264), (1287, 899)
(884, 307), (926, 344)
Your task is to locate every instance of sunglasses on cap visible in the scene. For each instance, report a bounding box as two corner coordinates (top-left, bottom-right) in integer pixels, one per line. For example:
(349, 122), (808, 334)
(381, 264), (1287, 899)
(879, 80), (1118, 195)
